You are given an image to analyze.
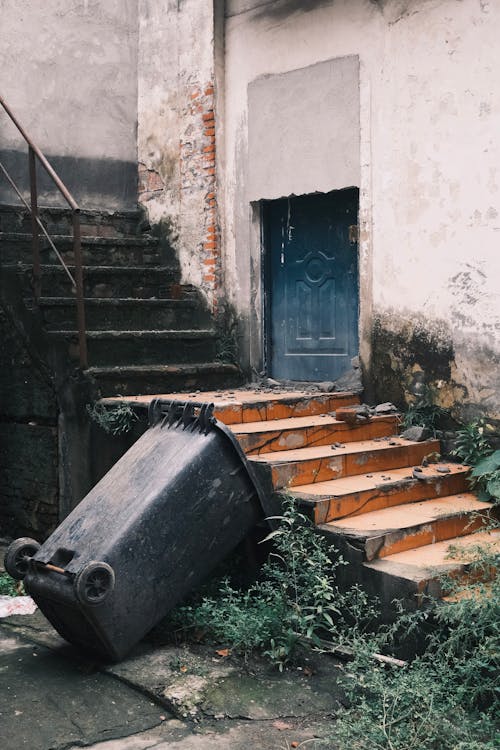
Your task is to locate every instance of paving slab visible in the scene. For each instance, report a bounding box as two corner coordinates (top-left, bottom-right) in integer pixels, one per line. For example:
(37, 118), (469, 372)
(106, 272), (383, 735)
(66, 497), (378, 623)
(66, 718), (331, 750)
(105, 641), (342, 722)
(0, 627), (169, 750)
(1, 609), (341, 750)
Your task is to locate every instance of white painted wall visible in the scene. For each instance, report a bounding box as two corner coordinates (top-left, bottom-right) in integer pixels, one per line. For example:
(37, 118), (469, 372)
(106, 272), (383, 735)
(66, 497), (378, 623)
(247, 57), (360, 201)
(222, 0), (500, 418)
(1, 0), (138, 208)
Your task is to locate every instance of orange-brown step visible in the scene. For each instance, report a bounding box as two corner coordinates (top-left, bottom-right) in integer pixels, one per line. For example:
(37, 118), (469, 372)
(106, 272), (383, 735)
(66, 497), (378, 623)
(232, 415), (400, 455)
(288, 463), (470, 523)
(320, 493), (496, 561)
(249, 437), (440, 488)
(103, 389), (360, 424)
(364, 529), (500, 598)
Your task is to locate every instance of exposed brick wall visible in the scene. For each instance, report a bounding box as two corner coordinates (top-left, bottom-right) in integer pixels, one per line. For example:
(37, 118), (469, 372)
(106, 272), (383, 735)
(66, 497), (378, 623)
(137, 77), (221, 311)
(180, 81), (220, 311)
(138, 162), (165, 202)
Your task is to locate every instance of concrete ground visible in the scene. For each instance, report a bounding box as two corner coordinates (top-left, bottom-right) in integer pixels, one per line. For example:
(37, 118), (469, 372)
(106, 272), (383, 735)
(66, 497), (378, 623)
(0, 608), (342, 750)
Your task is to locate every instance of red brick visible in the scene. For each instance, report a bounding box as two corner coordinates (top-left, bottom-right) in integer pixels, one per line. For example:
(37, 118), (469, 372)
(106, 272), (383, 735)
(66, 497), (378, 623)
(205, 86), (214, 96)
(204, 167), (216, 175)
(206, 192), (215, 200)
(203, 144), (215, 153)
(202, 111), (214, 121)
(206, 225), (216, 233)
(203, 258), (216, 266)
(204, 128), (215, 136)
(204, 241), (217, 249)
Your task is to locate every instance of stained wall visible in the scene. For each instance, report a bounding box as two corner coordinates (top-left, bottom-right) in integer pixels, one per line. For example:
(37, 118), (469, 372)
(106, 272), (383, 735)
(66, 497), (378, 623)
(0, 0), (138, 209)
(221, 0), (500, 422)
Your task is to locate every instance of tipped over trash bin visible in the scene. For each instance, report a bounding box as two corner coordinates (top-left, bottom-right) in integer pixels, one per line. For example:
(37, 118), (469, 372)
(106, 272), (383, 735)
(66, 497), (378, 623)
(4, 400), (266, 661)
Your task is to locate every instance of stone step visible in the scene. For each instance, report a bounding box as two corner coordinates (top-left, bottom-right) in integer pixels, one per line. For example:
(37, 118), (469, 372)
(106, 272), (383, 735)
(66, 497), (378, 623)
(0, 232), (165, 267)
(363, 529), (500, 602)
(231, 414), (400, 455)
(320, 493), (496, 561)
(50, 329), (218, 367)
(249, 437), (439, 489)
(17, 264), (183, 299)
(289, 463), (471, 523)
(86, 363), (244, 397)
(102, 389), (360, 424)
(0, 203), (144, 238)
(38, 297), (211, 331)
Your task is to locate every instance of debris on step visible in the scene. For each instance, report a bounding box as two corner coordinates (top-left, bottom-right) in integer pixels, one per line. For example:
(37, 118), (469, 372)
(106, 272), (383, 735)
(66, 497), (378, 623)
(331, 362), (363, 392)
(373, 402), (398, 415)
(400, 425), (432, 442)
(421, 451), (441, 466)
(335, 404), (371, 424)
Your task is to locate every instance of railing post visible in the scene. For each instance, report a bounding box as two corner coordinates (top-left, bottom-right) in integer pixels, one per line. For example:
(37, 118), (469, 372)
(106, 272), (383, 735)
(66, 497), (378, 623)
(72, 211), (87, 369)
(28, 146), (41, 300)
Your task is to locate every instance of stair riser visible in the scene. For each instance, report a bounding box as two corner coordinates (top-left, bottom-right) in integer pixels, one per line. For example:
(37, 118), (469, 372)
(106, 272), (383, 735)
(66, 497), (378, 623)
(92, 366), (244, 397)
(238, 416), (399, 455)
(262, 441), (439, 489)
(61, 336), (218, 367)
(370, 511), (495, 560)
(215, 393), (360, 425)
(324, 511), (494, 563)
(363, 549), (499, 607)
(27, 271), (185, 300)
(0, 206), (142, 237)
(41, 303), (211, 331)
(308, 471), (470, 524)
(1, 239), (163, 267)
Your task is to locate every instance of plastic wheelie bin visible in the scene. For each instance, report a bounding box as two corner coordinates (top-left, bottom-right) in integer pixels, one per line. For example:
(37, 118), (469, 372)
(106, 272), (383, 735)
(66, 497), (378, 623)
(4, 400), (267, 661)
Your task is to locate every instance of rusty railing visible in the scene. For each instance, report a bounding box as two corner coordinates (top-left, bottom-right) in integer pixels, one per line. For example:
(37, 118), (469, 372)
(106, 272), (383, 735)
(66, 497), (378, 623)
(0, 95), (87, 368)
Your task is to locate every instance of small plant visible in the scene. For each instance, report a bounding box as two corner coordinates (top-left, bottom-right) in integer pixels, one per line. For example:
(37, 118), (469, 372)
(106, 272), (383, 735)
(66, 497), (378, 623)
(167, 498), (379, 668)
(0, 572), (22, 596)
(87, 402), (138, 435)
(215, 302), (240, 364)
(403, 385), (449, 435)
(469, 449), (500, 504)
(452, 418), (494, 465)
(331, 564), (499, 748)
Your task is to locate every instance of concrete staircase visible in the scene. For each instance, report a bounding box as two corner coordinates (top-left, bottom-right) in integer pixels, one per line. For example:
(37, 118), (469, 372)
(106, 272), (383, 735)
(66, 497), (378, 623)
(116, 388), (499, 611)
(0, 204), (241, 397)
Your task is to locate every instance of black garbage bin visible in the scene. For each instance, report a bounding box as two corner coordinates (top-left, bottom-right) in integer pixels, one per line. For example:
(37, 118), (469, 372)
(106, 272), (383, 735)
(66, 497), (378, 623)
(4, 401), (266, 661)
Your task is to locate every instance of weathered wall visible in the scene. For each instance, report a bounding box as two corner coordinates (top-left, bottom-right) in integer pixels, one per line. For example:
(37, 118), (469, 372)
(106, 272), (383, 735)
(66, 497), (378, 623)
(221, 0), (500, 422)
(0, 0), (138, 209)
(247, 57), (360, 201)
(0, 308), (59, 539)
(137, 0), (223, 307)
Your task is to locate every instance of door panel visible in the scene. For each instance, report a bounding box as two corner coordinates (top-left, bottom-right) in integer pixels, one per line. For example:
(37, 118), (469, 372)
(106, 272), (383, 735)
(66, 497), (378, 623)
(265, 189), (359, 381)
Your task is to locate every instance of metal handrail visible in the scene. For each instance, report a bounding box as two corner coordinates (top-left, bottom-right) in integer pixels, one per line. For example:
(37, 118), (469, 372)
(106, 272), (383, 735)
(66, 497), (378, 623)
(0, 94), (87, 368)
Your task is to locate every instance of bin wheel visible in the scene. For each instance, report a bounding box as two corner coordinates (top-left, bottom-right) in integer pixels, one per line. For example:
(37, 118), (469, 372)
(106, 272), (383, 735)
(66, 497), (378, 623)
(4, 538), (41, 580)
(74, 562), (115, 606)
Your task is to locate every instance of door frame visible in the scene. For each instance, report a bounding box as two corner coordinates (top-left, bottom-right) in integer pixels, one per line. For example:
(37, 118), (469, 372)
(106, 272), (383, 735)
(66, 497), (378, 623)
(260, 189), (360, 382)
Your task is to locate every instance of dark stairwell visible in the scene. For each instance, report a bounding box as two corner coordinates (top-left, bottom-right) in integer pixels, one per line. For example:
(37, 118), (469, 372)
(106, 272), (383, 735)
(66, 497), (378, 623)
(0, 101), (241, 542)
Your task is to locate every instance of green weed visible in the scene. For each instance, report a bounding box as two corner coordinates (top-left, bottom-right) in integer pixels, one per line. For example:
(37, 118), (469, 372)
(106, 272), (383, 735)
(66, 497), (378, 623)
(168, 498), (378, 668)
(452, 418), (494, 466)
(469, 449), (500, 504)
(0, 572), (22, 596)
(167, 498), (499, 748)
(402, 385), (449, 435)
(86, 402), (138, 435)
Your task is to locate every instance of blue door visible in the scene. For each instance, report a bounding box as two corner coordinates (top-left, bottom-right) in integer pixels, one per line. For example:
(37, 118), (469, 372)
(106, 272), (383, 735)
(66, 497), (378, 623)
(265, 189), (359, 382)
